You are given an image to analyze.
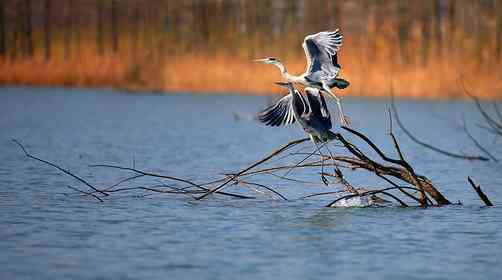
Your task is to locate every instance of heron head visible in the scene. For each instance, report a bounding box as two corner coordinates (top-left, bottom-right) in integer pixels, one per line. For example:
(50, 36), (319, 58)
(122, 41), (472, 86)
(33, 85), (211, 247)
(253, 57), (281, 65)
(274, 81), (294, 90)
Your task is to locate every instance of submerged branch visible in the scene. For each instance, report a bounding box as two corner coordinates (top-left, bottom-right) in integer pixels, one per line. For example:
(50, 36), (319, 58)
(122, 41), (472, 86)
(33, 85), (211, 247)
(467, 177), (494, 207)
(239, 181), (288, 201)
(13, 139), (109, 198)
(325, 186), (417, 207)
(67, 186), (103, 202)
(89, 164), (254, 199)
(337, 127), (450, 205)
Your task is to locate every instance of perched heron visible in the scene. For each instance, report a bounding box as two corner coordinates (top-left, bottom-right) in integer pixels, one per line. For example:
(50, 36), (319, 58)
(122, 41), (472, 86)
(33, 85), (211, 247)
(258, 82), (337, 185)
(254, 29), (350, 125)
(257, 82), (336, 144)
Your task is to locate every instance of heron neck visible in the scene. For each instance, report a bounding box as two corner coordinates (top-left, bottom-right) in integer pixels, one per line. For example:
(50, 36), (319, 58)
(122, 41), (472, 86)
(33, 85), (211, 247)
(275, 63), (302, 83)
(273, 62), (286, 75)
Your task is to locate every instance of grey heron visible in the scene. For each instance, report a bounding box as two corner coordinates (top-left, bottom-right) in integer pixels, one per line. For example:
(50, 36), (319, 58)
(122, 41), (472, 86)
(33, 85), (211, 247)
(258, 82), (337, 185)
(257, 82), (336, 144)
(254, 29), (350, 126)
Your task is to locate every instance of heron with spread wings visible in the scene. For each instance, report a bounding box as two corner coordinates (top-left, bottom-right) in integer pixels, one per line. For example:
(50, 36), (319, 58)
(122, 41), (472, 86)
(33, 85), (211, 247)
(254, 29), (350, 126)
(257, 82), (337, 185)
(257, 82), (336, 144)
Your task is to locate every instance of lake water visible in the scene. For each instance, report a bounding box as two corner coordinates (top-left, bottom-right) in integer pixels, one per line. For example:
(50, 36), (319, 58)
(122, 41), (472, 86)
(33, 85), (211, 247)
(1, 87), (501, 280)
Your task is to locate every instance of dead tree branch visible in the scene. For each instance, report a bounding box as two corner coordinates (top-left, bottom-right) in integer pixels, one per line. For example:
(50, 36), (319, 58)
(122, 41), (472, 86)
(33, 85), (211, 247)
(89, 164), (254, 199)
(461, 117), (499, 162)
(337, 126), (450, 205)
(196, 138), (309, 200)
(67, 185), (103, 202)
(390, 97), (489, 161)
(467, 177), (494, 206)
(13, 139), (109, 198)
(460, 77), (502, 136)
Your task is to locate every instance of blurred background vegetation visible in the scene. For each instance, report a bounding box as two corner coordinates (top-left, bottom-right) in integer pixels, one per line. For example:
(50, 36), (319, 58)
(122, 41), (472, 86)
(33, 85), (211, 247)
(0, 0), (501, 98)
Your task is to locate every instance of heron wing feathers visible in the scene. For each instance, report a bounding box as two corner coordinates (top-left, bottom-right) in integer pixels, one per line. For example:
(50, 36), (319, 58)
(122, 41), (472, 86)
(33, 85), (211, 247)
(304, 88), (332, 129)
(257, 94), (296, 127)
(302, 29), (343, 81)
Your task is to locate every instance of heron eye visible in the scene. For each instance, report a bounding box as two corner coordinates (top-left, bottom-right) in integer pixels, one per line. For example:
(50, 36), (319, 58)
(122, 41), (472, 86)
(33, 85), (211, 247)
(269, 58), (276, 61)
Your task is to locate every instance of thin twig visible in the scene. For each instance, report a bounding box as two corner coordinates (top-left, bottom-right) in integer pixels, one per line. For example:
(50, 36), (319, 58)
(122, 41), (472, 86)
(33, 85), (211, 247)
(196, 138), (309, 200)
(90, 164), (254, 199)
(283, 142), (326, 177)
(67, 186), (104, 202)
(13, 139), (109, 197)
(493, 103), (502, 123)
(298, 190), (347, 199)
(460, 77), (502, 131)
(461, 117), (498, 162)
(390, 96), (489, 161)
(239, 181), (288, 201)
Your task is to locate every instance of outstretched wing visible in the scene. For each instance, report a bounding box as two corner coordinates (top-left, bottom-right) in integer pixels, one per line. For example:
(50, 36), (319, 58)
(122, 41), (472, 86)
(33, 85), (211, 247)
(257, 94), (296, 127)
(302, 29), (343, 80)
(304, 87), (332, 129)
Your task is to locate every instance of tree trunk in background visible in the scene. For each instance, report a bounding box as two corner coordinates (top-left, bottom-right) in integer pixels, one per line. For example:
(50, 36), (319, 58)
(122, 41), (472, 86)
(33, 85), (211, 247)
(96, 0), (104, 56)
(23, 0), (33, 57)
(43, 0), (51, 61)
(64, 1), (73, 61)
(496, 0), (502, 62)
(111, 0), (119, 53)
(421, 2), (431, 66)
(433, 0), (443, 60)
(131, 1), (140, 60)
(474, 2), (487, 65)
(0, 0), (6, 56)
(397, 0), (409, 64)
(447, 0), (455, 51)
(10, 3), (21, 62)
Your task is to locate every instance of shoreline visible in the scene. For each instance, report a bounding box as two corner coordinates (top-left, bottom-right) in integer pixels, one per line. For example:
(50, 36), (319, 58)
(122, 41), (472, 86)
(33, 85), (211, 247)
(1, 84), (500, 102)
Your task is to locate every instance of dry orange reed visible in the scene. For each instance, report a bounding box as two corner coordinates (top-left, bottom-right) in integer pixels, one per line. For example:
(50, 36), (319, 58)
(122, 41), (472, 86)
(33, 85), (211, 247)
(1, 40), (501, 100)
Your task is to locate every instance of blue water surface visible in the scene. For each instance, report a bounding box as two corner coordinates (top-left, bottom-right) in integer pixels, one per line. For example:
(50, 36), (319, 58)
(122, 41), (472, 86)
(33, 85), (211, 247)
(0, 87), (501, 280)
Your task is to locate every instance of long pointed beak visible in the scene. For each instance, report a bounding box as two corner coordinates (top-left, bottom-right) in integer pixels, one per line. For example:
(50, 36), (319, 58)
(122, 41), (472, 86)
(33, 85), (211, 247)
(274, 82), (292, 89)
(274, 82), (288, 86)
(252, 58), (269, 63)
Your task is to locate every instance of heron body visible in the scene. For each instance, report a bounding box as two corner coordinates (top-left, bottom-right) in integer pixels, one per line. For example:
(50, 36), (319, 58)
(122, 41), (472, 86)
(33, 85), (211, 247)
(257, 82), (335, 144)
(254, 29), (350, 125)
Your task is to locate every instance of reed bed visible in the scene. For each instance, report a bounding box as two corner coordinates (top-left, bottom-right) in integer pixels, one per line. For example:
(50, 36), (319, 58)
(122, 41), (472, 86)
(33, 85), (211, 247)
(1, 0), (501, 99)
(1, 48), (501, 99)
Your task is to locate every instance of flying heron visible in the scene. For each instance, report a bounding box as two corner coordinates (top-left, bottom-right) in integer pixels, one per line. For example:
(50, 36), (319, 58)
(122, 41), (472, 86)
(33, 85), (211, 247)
(254, 29), (350, 126)
(257, 82), (336, 144)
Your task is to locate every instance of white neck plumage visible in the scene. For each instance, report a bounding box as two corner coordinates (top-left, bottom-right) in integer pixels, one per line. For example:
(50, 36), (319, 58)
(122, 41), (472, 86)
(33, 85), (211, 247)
(273, 62), (303, 84)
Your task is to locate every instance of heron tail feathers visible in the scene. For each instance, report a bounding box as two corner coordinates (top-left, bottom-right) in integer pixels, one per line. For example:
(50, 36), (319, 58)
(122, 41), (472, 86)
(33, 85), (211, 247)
(328, 78), (350, 89)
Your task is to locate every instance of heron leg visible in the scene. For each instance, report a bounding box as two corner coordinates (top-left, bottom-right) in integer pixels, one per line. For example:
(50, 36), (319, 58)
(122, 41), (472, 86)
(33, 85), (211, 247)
(324, 143), (337, 173)
(322, 85), (349, 127)
(314, 141), (329, 186)
(283, 140), (326, 178)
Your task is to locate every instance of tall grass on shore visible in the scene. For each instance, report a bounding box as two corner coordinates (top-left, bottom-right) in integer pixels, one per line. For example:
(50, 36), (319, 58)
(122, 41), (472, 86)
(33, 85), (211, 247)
(0, 0), (501, 99)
